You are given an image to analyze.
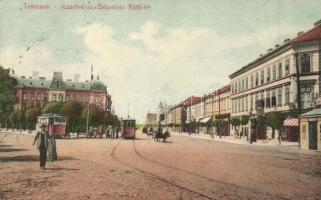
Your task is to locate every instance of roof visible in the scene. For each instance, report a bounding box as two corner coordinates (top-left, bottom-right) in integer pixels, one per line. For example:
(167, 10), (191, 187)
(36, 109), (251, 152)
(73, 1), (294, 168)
(180, 96), (202, 106)
(299, 109), (321, 118)
(229, 23), (321, 79)
(13, 76), (107, 92)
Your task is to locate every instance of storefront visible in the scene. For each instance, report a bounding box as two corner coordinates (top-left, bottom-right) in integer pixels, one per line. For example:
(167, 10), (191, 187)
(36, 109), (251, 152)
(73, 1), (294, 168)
(283, 118), (299, 142)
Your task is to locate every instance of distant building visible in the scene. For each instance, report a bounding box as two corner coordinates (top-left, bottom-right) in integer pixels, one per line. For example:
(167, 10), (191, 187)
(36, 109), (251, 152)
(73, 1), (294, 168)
(12, 71), (112, 111)
(145, 112), (158, 126)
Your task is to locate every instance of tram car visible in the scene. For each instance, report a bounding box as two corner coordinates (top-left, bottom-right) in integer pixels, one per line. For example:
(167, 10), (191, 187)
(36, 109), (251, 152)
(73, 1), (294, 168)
(121, 118), (136, 139)
(36, 114), (67, 136)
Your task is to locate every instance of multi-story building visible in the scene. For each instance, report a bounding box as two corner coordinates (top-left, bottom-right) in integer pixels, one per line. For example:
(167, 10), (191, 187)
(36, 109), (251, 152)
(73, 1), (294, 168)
(183, 96), (201, 133)
(212, 84), (231, 136)
(229, 21), (321, 140)
(12, 71), (112, 111)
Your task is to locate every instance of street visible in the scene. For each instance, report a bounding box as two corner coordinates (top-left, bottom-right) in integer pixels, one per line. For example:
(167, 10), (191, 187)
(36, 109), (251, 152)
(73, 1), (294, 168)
(0, 132), (320, 200)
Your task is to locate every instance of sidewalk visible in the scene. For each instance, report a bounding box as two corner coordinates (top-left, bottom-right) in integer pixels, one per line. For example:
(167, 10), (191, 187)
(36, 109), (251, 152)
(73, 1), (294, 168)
(171, 131), (298, 147)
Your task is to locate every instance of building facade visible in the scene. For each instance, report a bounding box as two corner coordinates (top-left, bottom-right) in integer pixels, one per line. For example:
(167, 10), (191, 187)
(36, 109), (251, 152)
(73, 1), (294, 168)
(12, 71), (112, 111)
(229, 21), (321, 140)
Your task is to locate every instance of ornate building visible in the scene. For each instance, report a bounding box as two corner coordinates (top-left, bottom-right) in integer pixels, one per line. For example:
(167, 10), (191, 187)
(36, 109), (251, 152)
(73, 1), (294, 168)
(12, 71), (112, 111)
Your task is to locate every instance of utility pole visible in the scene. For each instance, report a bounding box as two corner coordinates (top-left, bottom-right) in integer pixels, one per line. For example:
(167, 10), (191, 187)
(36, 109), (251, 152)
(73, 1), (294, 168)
(218, 89), (221, 138)
(86, 65), (93, 139)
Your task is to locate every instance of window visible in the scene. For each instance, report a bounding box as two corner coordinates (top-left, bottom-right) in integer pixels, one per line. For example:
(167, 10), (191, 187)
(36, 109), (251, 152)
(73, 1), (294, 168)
(271, 90), (276, 107)
(285, 59), (290, 75)
(66, 95), (70, 101)
(266, 68), (271, 82)
(242, 79), (244, 91)
(250, 95), (253, 110)
(245, 96), (248, 111)
(238, 99), (240, 112)
(278, 63), (282, 78)
(52, 94), (57, 101)
(79, 96), (83, 102)
(301, 53), (311, 73)
(245, 77), (248, 90)
(266, 91), (271, 108)
(234, 82), (237, 93)
(277, 89), (282, 106)
(37, 94), (41, 101)
(255, 94), (258, 110)
(285, 87), (290, 105)
(251, 75), (254, 88)
(241, 98), (244, 112)
(272, 65), (276, 80)
(260, 70), (264, 85)
(23, 94), (27, 100)
(301, 86), (312, 102)
(58, 94), (63, 102)
(238, 80), (241, 92)
(30, 93), (34, 101)
(44, 93), (48, 102)
(255, 72), (259, 86)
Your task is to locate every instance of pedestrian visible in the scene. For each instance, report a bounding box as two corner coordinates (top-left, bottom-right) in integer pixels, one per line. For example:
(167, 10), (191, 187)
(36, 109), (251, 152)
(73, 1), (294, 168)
(33, 124), (49, 170)
(116, 127), (119, 139)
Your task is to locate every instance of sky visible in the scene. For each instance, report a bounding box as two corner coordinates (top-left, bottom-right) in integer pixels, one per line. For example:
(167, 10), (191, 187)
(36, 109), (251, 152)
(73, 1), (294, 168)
(0, 0), (320, 123)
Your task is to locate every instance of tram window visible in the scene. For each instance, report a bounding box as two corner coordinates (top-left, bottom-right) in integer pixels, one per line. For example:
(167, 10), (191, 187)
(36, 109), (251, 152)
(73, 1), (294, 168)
(49, 117), (54, 124)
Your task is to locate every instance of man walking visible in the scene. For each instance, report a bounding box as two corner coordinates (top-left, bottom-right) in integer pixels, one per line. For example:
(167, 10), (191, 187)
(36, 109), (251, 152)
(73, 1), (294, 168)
(33, 124), (49, 170)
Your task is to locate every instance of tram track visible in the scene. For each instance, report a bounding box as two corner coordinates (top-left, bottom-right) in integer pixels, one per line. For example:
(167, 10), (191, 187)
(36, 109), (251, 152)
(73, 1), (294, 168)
(132, 139), (290, 200)
(111, 140), (218, 200)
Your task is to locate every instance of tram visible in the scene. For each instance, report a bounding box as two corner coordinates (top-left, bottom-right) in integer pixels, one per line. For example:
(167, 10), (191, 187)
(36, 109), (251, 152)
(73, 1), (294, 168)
(36, 114), (67, 136)
(121, 118), (136, 139)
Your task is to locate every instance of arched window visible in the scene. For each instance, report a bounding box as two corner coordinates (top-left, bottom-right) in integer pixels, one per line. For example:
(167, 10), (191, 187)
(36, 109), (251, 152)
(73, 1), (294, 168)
(277, 89), (282, 106)
(285, 87), (290, 105)
(301, 53), (310, 73)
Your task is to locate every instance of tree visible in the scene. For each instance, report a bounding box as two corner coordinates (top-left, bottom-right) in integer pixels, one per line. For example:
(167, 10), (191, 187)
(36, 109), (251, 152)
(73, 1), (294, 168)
(25, 107), (41, 130)
(0, 66), (15, 128)
(42, 102), (63, 114)
(240, 115), (250, 138)
(62, 101), (83, 133)
(9, 108), (19, 130)
(267, 112), (285, 140)
(230, 118), (241, 129)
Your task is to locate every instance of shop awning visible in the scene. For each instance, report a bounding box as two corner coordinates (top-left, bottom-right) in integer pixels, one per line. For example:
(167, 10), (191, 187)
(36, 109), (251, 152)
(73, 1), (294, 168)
(199, 117), (211, 123)
(283, 118), (299, 127)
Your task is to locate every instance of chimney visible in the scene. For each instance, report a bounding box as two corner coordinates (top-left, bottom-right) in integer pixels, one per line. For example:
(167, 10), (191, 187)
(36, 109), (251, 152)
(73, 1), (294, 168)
(297, 31), (304, 36)
(259, 54), (263, 57)
(39, 77), (46, 80)
(275, 44), (279, 48)
(32, 71), (39, 79)
(74, 73), (80, 82)
(267, 48), (273, 52)
(284, 38), (290, 43)
(314, 19), (321, 27)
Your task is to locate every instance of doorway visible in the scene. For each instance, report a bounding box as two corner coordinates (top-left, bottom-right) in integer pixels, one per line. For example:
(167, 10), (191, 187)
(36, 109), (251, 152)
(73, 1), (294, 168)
(308, 121), (317, 150)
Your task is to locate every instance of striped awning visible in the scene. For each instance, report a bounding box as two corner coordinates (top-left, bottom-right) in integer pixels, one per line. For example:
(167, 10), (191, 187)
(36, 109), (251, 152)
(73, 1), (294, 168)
(283, 118), (299, 127)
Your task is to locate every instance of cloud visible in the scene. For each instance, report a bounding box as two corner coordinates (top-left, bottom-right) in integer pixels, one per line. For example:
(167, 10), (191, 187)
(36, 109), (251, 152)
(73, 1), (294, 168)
(0, 21), (303, 122)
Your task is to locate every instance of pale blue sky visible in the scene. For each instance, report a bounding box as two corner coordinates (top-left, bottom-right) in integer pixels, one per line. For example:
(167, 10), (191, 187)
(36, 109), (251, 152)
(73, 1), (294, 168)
(1, 0), (320, 122)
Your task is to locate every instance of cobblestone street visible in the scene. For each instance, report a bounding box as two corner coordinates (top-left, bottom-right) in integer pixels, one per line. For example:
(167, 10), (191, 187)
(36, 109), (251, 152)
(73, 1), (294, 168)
(0, 132), (320, 200)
